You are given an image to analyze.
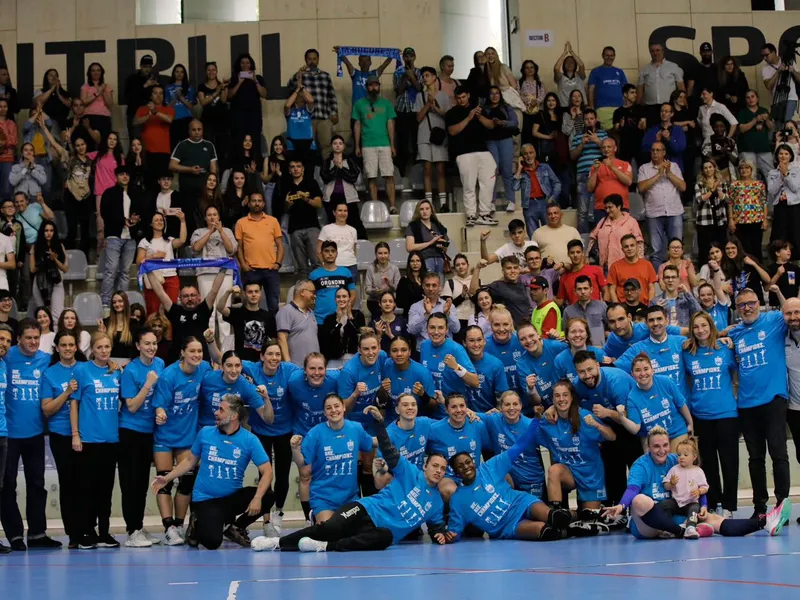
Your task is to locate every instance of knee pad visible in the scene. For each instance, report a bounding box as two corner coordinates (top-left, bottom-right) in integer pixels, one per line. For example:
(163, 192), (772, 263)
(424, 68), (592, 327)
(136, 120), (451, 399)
(157, 471), (174, 495)
(177, 470), (196, 496)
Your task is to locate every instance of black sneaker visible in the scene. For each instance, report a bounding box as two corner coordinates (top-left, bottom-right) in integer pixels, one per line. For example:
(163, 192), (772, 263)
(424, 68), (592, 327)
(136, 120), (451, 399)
(78, 534), (98, 550)
(96, 533), (120, 548)
(0, 542), (11, 554)
(223, 525), (250, 548)
(546, 507), (572, 530)
(750, 509), (767, 521)
(185, 514), (199, 548)
(9, 539), (26, 552)
(28, 536), (63, 549)
(68, 538), (80, 550)
(538, 525), (568, 541)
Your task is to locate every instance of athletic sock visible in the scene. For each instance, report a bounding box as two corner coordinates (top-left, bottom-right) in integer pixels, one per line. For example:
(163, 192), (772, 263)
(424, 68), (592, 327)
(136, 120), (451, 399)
(301, 501), (312, 521)
(719, 518), (762, 537)
(550, 500), (565, 510)
(639, 504), (684, 536)
(162, 518), (174, 532)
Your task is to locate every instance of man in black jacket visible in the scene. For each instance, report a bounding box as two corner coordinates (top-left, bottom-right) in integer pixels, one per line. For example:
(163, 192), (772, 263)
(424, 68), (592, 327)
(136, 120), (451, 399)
(99, 164), (148, 307)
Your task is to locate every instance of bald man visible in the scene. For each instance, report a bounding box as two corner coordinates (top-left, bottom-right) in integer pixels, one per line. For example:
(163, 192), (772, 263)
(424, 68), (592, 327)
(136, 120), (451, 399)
(170, 118), (219, 229)
(783, 297), (800, 523)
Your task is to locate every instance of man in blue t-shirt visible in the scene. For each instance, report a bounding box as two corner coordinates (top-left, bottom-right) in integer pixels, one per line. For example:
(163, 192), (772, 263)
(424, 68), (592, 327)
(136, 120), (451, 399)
(152, 395), (276, 550)
(587, 46), (628, 130)
(333, 47), (394, 123)
(309, 240), (356, 324)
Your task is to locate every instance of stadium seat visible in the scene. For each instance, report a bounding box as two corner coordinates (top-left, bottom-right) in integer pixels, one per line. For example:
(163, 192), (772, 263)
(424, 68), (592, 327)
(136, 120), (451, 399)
(95, 250), (106, 281)
(398, 200), (419, 228)
(63, 250), (88, 300)
(361, 201), (392, 230)
(125, 290), (146, 309)
(73, 292), (104, 326)
(389, 238), (409, 268)
(356, 239), (375, 271)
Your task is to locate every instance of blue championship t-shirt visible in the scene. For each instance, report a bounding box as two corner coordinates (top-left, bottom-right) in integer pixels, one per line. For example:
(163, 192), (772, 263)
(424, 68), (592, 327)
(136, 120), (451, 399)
(73, 361), (122, 444)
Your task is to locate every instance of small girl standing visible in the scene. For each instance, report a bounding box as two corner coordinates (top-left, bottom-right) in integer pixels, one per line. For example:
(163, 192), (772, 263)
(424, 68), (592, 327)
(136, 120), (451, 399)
(661, 438), (710, 539)
(365, 241), (400, 317)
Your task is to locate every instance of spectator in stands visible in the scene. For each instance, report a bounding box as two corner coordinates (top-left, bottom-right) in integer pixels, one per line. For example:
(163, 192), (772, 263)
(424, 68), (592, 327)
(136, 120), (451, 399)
(717, 56), (749, 114)
(637, 141), (686, 270)
(480, 219), (537, 269)
(737, 90), (774, 182)
(554, 41), (586, 107)
(165, 64), (196, 151)
(0, 215), (14, 293)
(0, 66), (19, 121)
(136, 210), (186, 315)
(226, 134), (263, 195)
(775, 121), (800, 162)
(217, 283), (277, 359)
(288, 49), (337, 159)
(405, 199), (449, 276)
(396, 251), (426, 316)
(354, 75), (397, 213)
(563, 276), (607, 346)
(263, 136), (286, 214)
(769, 145), (800, 257)
(0, 97), (17, 200)
(235, 191), (283, 312)
(229, 53), (267, 151)
(150, 172), (182, 238)
(439, 55), (459, 105)
(445, 254), (474, 340)
(334, 46), (393, 129)
(557, 239), (609, 306)
(588, 46), (627, 130)
(127, 137), (155, 196)
(473, 256), (534, 325)
(588, 138), (632, 222)
(145, 311), (172, 362)
(561, 90), (587, 141)
(514, 144), (560, 238)
(651, 264), (700, 328)
(318, 204), (358, 283)
(484, 86), (519, 212)
(29, 219), (66, 322)
(407, 272), (459, 345)
(365, 242), (400, 318)
(729, 160), (768, 259)
(703, 116), (739, 181)
(65, 97), (99, 152)
(520, 246), (559, 296)
(91, 131), (124, 250)
(0, 200), (21, 297)
(170, 119), (218, 226)
(14, 191), (55, 249)
(532, 92), (563, 161)
(57, 307), (90, 355)
(519, 60), (545, 147)
(588, 194), (643, 270)
(283, 160), (322, 278)
(767, 240), (799, 308)
(320, 136), (366, 240)
(607, 233), (656, 303)
(532, 203), (580, 266)
(221, 169), (249, 230)
(761, 43), (799, 128)
(191, 204), (237, 339)
(133, 84), (174, 177)
(124, 54), (157, 138)
(99, 165), (146, 307)
(23, 109), (54, 197)
(0, 290), (17, 334)
(393, 48), (423, 193)
(446, 86), (498, 227)
(658, 238), (698, 291)
(284, 79), (316, 171)
(9, 144), (47, 199)
(276, 280), (319, 366)
(641, 103), (688, 172)
(309, 240), (356, 326)
(415, 66), (451, 212)
(318, 286), (365, 362)
(570, 109), (608, 233)
(96, 291), (136, 358)
(466, 50), (490, 103)
(529, 276), (559, 336)
(197, 62), (229, 165)
(637, 43), (684, 125)
(369, 291), (408, 352)
(695, 159), (732, 262)
(613, 84), (646, 165)
(80, 62), (113, 142)
(697, 87), (737, 145)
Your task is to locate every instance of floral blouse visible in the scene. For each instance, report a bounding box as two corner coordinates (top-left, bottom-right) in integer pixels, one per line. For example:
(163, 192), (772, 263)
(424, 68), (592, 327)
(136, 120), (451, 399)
(729, 179), (767, 224)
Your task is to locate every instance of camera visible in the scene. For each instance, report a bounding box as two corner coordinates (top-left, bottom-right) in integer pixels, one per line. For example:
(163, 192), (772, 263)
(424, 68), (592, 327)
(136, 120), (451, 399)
(783, 129), (793, 139)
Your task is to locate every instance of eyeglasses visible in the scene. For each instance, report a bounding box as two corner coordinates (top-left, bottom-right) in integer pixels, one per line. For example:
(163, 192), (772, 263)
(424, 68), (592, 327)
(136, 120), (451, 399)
(663, 275), (678, 280)
(736, 301), (758, 310)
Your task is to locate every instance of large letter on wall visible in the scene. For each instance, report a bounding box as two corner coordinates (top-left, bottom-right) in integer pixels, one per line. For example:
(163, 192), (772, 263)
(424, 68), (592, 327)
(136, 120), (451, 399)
(188, 36), (207, 88)
(14, 43), (35, 106)
(711, 27), (765, 67)
(649, 26), (697, 75)
(261, 32), (290, 101)
(45, 41), (107, 100)
(117, 38), (176, 96)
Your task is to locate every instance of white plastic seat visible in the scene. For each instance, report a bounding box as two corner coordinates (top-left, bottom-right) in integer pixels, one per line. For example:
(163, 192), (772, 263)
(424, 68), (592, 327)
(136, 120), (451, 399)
(356, 240), (375, 271)
(63, 249), (88, 299)
(389, 238), (409, 268)
(73, 292), (104, 325)
(53, 211), (68, 240)
(629, 192), (646, 221)
(398, 200), (419, 228)
(125, 290), (146, 309)
(360, 201), (392, 230)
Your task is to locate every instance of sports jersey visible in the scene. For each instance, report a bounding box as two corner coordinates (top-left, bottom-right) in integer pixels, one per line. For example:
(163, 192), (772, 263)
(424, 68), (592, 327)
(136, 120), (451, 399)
(243, 361), (300, 436)
(553, 346), (607, 385)
(40, 361), (79, 437)
(572, 367), (635, 421)
(628, 452), (679, 502)
(120, 357), (165, 434)
(288, 369), (341, 435)
(516, 340), (568, 407)
(5, 346), (50, 438)
(466, 353), (509, 413)
(616, 334), (689, 397)
(626, 375), (688, 438)
(728, 311), (788, 408)
(426, 417), (489, 479)
(73, 361), (122, 444)
(482, 412), (544, 493)
(603, 323), (682, 358)
(152, 360), (212, 449)
(380, 359), (435, 421)
(682, 345), (738, 419)
(198, 371), (263, 427)
(338, 355), (383, 429)
(419, 338), (476, 417)
(484, 333), (525, 391)
(384, 417), (434, 470)
(0, 358), (6, 436)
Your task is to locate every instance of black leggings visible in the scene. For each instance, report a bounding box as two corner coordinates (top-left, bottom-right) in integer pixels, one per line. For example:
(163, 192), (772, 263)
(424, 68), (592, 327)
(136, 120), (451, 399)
(735, 222), (764, 261)
(279, 502), (393, 552)
(191, 487), (274, 550)
(48, 433), (82, 540)
(600, 425), (643, 505)
(117, 428), (153, 534)
(255, 433), (293, 510)
(78, 442), (118, 538)
(693, 416), (740, 512)
(63, 190), (93, 256)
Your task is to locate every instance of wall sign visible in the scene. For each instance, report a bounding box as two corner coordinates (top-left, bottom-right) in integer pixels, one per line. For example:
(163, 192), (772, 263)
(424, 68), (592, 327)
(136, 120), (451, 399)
(525, 30), (554, 48)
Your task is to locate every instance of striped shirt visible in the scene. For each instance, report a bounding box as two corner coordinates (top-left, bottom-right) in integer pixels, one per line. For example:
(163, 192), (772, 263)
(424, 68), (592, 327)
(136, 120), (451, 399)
(570, 129), (609, 175)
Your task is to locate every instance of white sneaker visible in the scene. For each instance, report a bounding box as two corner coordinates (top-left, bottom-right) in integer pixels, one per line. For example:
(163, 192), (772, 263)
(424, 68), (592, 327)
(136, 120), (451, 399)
(683, 525), (699, 539)
(141, 528), (162, 545)
(765, 499), (792, 536)
(298, 537), (328, 552)
(505, 202), (516, 213)
(251, 535), (280, 552)
(165, 525), (185, 546)
(271, 510), (284, 530)
(476, 215), (499, 226)
(721, 509), (733, 519)
(124, 529), (153, 548)
(263, 518), (281, 538)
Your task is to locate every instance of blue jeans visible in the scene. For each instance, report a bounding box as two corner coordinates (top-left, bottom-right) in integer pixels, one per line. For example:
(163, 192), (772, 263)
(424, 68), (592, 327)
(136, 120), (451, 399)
(101, 237), (137, 305)
(487, 138), (516, 205)
(647, 215), (683, 271)
(576, 172), (594, 233)
(243, 268), (280, 313)
(425, 256), (444, 276)
(524, 200), (548, 238)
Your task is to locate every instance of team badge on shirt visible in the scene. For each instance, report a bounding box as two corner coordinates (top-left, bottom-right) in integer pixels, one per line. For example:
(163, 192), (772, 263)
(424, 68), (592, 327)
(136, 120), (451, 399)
(419, 436), (426, 446)
(671, 354), (679, 363)
(233, 447), (241, 459)
(33, 369), (41, 378)
(485, 484), (495, 494)
(758, 331), (766, 341)
(714, 357), (723, 366)
(662, 399), (670, 409)
(469, 440), (476, 451)
(347, 440), (355, 451)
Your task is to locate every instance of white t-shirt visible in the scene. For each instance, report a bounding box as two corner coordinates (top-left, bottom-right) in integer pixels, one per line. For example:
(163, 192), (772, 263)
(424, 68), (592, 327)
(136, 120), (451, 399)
(121, 191), (132, 240)
(762, 61), (798, 102)
(494, 240), (538, 265)
(138, 236), (177, 277)
(156, 190), (175, 213)
(0, 233), (14, 290)
(318, 223), (358, 267)
(39, 331), (56, 354)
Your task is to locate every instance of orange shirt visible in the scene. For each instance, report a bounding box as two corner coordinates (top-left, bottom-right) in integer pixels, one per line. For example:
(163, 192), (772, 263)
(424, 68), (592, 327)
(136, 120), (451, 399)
(235, 212), (283, 269)
(590, 158), (631, 209)
(135, 105), (175, 154)
(608, 257), (658, 304)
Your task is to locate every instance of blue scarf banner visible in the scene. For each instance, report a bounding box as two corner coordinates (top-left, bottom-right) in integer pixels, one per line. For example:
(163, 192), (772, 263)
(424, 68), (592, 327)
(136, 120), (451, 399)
(138, 257), (242, 290)
(336, 46), (402, 77)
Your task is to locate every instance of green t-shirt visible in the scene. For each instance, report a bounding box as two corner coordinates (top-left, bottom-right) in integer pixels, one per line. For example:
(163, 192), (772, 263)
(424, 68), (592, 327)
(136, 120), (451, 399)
(353, 97), (396, 148)
(737, 106), (771, 154)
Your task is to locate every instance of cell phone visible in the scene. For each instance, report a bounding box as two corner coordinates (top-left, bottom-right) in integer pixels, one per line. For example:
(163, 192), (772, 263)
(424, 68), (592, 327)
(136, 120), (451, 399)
(240, 71), (254, 80)
(163, 207), (180, 216)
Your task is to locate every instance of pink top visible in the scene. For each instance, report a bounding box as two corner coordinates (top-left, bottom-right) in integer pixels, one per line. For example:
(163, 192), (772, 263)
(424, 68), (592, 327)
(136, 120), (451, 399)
(88, 151), (123, 196)
(663, 464), (708, 507)
(0, 119), (17, 163)
(81, 84), (113, 117)
(589, 213), (644, 267)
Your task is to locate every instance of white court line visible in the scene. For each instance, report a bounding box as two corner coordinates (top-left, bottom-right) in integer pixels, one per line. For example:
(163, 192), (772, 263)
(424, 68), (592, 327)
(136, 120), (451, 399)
(227, 580), (240, 600)
(168, 582), (198, 586)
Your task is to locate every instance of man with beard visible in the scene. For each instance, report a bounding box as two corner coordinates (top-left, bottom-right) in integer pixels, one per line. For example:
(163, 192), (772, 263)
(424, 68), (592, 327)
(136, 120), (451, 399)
(353, 75), (397, 212)
(687, 42), (717, 103)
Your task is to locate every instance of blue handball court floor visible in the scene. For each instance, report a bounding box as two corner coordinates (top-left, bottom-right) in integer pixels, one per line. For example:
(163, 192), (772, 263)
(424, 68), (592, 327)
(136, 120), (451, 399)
(3, 510), (800, 600)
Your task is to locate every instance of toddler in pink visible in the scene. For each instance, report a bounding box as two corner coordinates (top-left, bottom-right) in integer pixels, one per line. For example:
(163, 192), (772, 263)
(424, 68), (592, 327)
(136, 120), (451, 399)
(661, 438), (709, 539)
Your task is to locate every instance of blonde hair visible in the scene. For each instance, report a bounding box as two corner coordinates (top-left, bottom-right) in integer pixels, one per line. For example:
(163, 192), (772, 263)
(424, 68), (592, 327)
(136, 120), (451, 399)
(647, 425), (670, 445)
(699, 158), (720, 187)
(683, 311), (720, 355)
(489, 304), (514, 327)
(676, 436), (701, 465)
(107, 291), (132, 347)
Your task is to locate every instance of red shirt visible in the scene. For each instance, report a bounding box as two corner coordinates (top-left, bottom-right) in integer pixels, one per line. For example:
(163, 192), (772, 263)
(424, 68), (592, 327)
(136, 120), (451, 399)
(557, 264), (608, 305)
(590, 159), (631, 209)
(135, 105), (175, 154)
(524, 163), (545, 199)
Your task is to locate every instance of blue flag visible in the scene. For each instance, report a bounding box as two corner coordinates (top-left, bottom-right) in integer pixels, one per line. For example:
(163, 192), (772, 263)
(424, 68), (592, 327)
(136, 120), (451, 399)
(336, 46), (402, 77)
(138, 258), (242, 290)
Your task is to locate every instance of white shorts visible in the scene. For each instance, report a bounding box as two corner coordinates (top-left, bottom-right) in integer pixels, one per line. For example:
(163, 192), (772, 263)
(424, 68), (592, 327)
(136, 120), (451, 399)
(363, 146), (395, 178)
(417, 143), (449, 163)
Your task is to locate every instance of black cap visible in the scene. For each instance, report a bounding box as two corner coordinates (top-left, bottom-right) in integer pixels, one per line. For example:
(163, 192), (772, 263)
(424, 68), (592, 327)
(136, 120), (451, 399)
(529, 275), (550, 290)
(622, 278), (642, 290)
(115, 164), (131, 176)
(699, 42), (712, 52)
(0, 289), (12, 301)
(140, 54), (154, 66)
(157, 171), (174, 180)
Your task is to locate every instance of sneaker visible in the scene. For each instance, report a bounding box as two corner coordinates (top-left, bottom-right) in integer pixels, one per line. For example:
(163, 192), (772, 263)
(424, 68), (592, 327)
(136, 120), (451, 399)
(124, 530), (152, 548)
(141, 528), (162, 545)
(96, 533), (120, 548)
(271, 510), (284, 531)
(0, 542), (10, 554)
(164, 525), (185, 546)
(765, 499), (792, 536)
(223, 525), (251, 548)
(602, 511), (629, 530)
(658, 530), (678, 539)
(546, 507), (572, 530)
(9, 539), (26, 552)
(251, 536), (281, 552)
(476, 215), (499, 226)
(684, 525), (700, 540)
(465, 214), (477, 227)
(721, 509), (733, 519)
(750, 508), (766, 521)
(505, 202), (516, 213)
(78, 534), (97, 550)
(537, 525), (567, 541)
(27, 536), (62, 549)
(567, 522), (601, 538)
(696, 523), (714, 537)
(184, 514), (198, 548)
(263, 519), (281, 538)
(389, 206), (398, 215)
(67, 539), (79, 550)
(298, 537), (328, 552)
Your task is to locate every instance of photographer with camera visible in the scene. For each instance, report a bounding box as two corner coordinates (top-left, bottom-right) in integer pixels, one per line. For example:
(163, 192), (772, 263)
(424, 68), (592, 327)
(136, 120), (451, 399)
(775, 121), (799, 164)
(761, 43), (800, 129)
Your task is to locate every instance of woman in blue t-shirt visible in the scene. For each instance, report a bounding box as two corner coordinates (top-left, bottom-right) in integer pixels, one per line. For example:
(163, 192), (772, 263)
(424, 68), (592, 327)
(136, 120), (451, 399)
(682, 311), (739, 516)
(291, 394), (374, 523)
(553, 318), (609, 385)
(40, 330), (85, 548)
(72, 332), (123, 549)
(165, 64), (196, 150)
(381, 335), (435, 420)
(119, 327), (165, 548)
(198, 350), (268, 428)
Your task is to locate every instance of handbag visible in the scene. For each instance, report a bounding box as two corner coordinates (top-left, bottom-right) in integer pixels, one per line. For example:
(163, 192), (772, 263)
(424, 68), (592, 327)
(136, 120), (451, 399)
(424, 93), (446, 146)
